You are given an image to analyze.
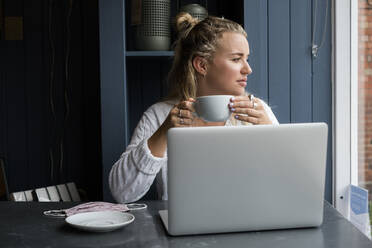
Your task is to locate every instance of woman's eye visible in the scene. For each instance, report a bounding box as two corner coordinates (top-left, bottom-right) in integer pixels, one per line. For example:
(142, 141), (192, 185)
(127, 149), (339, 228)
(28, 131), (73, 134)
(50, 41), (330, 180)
(232, 58), (240, 62)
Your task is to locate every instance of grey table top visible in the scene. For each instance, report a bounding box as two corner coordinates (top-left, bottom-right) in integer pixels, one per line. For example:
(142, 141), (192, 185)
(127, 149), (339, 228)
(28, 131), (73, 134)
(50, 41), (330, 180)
(0, 200), (371, 248)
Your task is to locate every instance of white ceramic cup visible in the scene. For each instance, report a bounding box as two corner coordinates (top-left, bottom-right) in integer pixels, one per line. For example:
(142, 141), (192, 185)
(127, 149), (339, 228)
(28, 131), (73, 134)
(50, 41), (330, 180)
(194, 95), (233, 122)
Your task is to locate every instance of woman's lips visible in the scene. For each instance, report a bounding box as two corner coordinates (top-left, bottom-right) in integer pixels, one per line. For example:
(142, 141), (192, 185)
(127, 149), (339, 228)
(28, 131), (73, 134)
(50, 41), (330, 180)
(238, 81), (247, 87)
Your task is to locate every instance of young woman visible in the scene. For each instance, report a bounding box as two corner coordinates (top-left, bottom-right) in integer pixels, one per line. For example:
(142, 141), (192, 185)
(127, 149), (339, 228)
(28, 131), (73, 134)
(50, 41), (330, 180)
(109, 13), (279, 203)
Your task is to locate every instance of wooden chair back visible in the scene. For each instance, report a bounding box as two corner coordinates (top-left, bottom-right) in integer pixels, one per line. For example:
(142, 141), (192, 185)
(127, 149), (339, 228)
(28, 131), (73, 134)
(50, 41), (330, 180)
(10, 182), (82, 202)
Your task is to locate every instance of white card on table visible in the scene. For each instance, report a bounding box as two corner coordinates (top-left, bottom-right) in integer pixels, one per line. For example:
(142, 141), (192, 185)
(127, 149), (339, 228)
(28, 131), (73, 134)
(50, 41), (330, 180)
(349, 185), (371, 239)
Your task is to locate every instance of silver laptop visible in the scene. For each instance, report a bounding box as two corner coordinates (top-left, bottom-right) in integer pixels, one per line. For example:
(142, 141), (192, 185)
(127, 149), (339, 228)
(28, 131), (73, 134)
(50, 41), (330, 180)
(159, 123), (328, 236)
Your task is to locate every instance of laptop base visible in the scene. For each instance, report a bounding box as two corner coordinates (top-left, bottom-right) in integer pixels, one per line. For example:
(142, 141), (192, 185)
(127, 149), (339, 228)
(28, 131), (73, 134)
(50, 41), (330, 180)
(159, 210), (169, 233)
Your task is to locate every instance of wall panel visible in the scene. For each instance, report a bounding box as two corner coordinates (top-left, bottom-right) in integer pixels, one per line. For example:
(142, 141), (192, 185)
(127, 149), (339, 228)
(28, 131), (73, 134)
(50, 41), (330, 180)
(1, 0), (101, 200)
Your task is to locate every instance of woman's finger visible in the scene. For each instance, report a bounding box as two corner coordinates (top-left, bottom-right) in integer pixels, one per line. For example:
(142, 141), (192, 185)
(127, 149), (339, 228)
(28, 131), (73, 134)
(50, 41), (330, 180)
(177, 99), (194, 109)
(230, 97), (263, 110)
(186, 98), (196, 112)
(178, 117), (192, 126)
(171, 106), (181, 117)
(170, 114), (189, 127)
(170, 104), (195, 127)
(177, 109), (194, 119)
(231, 107), (262, 118)
(178, 100), (196, 112)
(230, 96), (247, 102)
(229, 100), (252, 109)
(234, 114), (259, 124)
(173, 104), (194, 119)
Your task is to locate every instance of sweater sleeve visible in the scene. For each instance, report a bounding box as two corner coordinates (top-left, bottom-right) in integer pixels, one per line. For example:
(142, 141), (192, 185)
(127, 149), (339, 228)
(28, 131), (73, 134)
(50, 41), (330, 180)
(260, 99), (279, 125)
(109, 112), (167, 203)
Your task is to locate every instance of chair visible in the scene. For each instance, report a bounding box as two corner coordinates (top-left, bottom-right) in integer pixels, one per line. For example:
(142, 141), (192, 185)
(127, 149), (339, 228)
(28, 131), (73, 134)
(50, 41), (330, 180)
(10, 182), (83, 202)
(0, 158), (10, 200)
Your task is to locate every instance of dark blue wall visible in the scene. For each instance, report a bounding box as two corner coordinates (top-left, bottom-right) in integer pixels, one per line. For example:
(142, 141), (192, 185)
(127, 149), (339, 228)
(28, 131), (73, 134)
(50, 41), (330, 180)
(245, 0), (332, 202)
(0, 0), (102, 200)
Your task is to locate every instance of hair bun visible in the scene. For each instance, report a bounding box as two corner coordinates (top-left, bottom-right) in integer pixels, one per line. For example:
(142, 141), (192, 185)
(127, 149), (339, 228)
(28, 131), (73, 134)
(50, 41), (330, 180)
(175, 12), (198, 38)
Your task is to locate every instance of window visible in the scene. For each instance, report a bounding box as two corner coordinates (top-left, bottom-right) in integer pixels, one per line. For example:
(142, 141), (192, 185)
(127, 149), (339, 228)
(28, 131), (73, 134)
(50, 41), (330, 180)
(358, 0), (372, 231)
(335, 0), (372, 235)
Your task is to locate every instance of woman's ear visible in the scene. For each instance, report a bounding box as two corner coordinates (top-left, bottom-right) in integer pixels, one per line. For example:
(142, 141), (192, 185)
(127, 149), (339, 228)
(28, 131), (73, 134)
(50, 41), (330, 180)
(192, 56), (208, 76)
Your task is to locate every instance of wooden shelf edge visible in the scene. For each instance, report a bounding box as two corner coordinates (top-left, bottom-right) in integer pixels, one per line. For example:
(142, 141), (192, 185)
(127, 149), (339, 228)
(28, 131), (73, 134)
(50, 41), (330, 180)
(126, 51), (174, 57)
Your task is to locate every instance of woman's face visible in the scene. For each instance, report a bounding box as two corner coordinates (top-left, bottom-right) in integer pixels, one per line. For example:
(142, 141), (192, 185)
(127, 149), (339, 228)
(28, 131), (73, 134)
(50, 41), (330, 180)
(200, 32), (252, 96)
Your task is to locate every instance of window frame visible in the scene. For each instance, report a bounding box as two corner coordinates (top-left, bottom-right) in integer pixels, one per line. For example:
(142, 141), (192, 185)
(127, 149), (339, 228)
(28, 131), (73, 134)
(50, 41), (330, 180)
(333, 0), (358, 218)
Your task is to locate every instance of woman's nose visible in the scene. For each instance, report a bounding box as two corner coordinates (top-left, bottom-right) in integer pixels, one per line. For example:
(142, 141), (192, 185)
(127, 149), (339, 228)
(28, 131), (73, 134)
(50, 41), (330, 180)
(242, 61), (252, 75)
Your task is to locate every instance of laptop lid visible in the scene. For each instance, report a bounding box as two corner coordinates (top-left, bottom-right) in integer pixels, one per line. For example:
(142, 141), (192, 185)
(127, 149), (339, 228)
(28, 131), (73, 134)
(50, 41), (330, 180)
(165, 123), (328, 236)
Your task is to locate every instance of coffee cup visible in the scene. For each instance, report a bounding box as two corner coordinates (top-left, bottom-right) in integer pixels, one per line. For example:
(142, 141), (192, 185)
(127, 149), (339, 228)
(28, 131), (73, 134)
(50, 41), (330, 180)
(194, 95), (233, 122)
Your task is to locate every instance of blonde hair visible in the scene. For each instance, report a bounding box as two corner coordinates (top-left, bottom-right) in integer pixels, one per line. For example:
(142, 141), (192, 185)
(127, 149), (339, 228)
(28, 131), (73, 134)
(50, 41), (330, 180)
(166, 13), (247, 100)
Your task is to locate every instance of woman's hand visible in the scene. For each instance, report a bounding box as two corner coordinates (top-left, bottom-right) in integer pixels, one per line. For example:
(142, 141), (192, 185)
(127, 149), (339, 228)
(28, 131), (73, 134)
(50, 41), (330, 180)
(163, 98), (197, 129)
(228, 95), (272, 125)
(162, 98), (222, 130)
(149, 97), (228, 158)
(161, 98), (205, 131)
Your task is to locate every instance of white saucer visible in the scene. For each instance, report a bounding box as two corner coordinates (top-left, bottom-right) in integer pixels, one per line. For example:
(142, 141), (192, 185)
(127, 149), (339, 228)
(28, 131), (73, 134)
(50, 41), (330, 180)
(65, 211), (135, 232)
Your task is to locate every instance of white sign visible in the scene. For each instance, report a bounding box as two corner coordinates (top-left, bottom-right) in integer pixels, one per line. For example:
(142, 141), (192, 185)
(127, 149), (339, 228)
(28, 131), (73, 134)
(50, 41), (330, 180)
(349, 185), (371, 239)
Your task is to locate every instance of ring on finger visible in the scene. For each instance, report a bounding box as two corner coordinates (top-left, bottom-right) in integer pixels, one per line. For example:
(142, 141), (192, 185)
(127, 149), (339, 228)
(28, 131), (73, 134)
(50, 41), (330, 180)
(178, 109), (182, 117)
(253, 102), (257, 109)
(249, 94), (255, 102)
(180, 117), (184, 124)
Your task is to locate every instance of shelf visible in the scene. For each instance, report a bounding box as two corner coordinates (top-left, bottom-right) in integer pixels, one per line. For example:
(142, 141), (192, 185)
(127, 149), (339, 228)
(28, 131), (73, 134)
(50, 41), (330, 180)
(125, 51), (174, 57)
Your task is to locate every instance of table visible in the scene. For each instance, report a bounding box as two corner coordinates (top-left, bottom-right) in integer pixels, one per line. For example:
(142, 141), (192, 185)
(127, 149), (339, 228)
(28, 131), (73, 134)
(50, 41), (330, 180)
(0, 201), (371, 248)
